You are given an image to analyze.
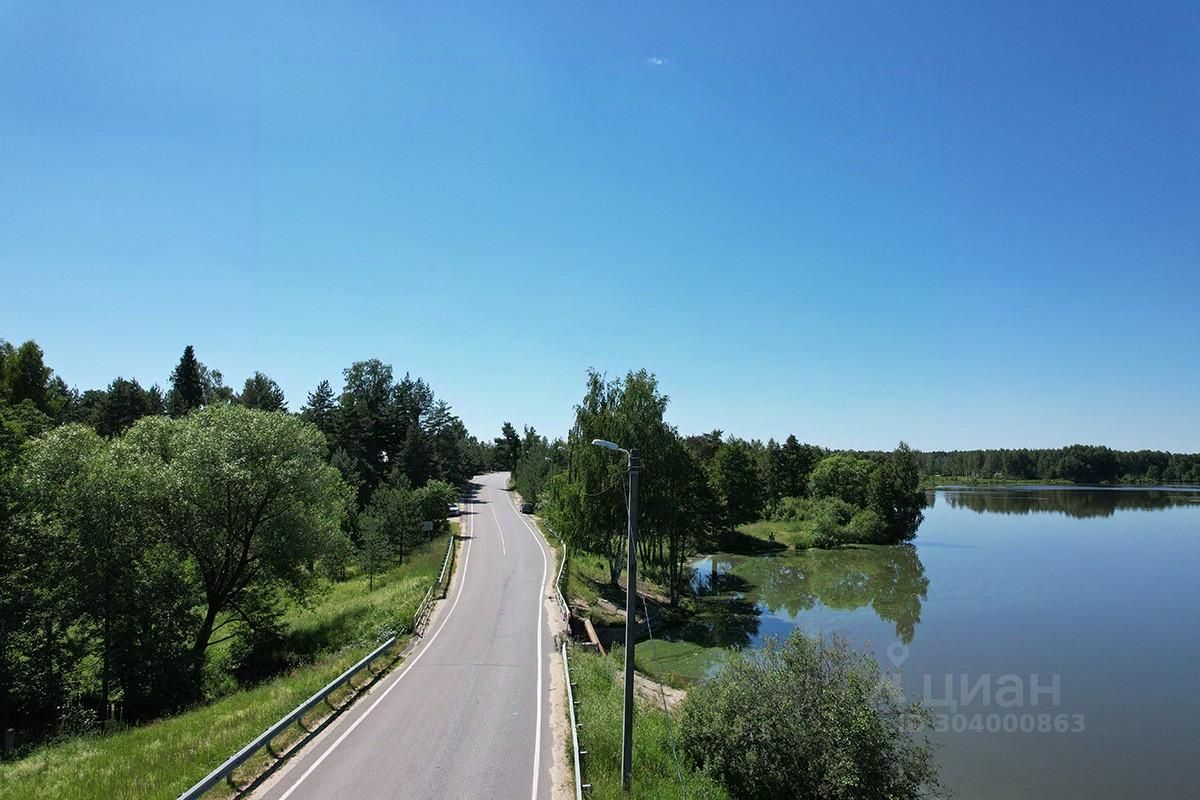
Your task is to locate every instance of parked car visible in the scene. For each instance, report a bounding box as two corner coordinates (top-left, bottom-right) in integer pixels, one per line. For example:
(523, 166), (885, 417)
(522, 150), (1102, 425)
(520, 501), (534, 513)
(447, 503), (460, 516)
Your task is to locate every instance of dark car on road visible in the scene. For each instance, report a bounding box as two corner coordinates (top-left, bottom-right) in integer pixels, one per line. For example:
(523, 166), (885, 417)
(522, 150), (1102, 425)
(519, 501), (534, 513)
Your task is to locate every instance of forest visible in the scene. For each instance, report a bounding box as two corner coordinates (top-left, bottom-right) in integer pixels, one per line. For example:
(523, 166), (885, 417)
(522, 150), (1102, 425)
(0, 339), (490, 747)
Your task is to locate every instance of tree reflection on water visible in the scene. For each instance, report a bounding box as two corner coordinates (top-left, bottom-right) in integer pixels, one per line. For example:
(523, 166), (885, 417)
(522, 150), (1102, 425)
(686, 543), (929, 646)
(941, 486), (1200, 518)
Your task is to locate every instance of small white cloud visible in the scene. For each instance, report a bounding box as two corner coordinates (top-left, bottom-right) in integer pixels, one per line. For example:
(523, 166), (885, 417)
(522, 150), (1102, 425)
(647, 56), (670, 67)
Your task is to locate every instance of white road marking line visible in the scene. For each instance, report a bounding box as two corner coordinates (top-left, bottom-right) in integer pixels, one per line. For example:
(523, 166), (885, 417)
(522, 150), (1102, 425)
(505, 488), (550, 800)
(276, 490), (475, 800)
(489, 486), (508, 556)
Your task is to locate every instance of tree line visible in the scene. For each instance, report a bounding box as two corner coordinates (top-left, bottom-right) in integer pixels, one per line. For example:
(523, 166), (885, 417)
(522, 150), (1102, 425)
(0, 339), (488, 743)
(914, 444), (1200, 485)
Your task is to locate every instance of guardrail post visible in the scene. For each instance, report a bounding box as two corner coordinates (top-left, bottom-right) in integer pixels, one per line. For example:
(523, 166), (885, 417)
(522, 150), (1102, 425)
(563, 642), (584, 800)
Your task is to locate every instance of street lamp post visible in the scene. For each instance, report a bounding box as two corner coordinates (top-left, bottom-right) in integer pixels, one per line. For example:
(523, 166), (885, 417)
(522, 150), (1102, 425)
(592, 438), (639, 792)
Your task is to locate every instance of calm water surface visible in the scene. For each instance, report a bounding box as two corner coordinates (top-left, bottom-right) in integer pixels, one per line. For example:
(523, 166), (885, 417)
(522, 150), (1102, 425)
(640, 486), (1200, 799)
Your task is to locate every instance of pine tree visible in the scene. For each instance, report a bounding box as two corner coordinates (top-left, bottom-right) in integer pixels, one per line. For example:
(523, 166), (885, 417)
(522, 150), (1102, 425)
(0, 339), (10, 404)
(494, 422), (522, 471)
(167, 346), (204, 417)
(400, 424), (434, 486)
(146, 384), (167, 416)
(98, 377), (150, 436)
(301, 379), (337, 435)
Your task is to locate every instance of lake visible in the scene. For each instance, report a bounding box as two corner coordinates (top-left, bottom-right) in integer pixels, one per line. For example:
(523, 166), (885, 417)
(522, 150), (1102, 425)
(638, 486), (1200, 799)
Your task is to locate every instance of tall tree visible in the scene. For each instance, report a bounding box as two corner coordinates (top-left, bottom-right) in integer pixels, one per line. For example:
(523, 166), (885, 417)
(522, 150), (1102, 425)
(547, 369), (683, 586)
(240, 372), (287, 412)
(493, 422), (522, 472)
(765, 439), (786, 503)
(809, 454), (877, 508)
(513, 429), (554, 506)
(711, 438), (764, 526)
(658, 437), (721, 604)
(0, 401), (54, 733)
(399, 423), (434, 486)
(427, 401), (472, 485)
(359, 470), (421, 575)
(125, 405), (350, 695)
(336, 359), (399, 503)
(20, 426), (188, 719)
(0, 340), (10, 404)
(2, 340), (52, 413)
(684, 429), (726, 465)
(96, 377), (150, 436)
(145, 384), (167, 417)
(869, 442), (925, 543)
(301, 379), (337, 437)
(3, 413), (77, 731)
(206, 369), (235, 404)
(167, 345), (205, 416)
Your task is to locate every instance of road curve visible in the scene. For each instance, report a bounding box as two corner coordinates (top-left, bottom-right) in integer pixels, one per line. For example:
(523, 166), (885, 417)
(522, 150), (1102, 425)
(251, 471), (556, 800)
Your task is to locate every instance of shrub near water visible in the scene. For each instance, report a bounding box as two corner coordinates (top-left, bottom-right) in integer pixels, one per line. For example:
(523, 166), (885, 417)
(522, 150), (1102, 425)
(679, 631), (943, 800)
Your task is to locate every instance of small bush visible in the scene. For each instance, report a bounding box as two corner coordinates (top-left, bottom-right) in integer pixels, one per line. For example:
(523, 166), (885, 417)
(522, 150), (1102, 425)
(848, 508), (887, 544)
(679, 631), (943, 800)
(769, 495), (814, 522)
(810, 496), (857, 547)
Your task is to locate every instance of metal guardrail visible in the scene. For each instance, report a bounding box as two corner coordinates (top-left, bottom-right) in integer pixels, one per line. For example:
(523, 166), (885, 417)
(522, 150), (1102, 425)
(413, 532), (457, 634)
(562, 642), (586, 800)
(544, 523), (570, 622)
(177, 533), (457, 800)
(436, 531), (454, 592)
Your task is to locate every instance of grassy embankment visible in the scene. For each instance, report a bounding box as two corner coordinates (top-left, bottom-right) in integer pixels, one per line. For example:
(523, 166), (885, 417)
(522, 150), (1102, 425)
(0, 526), (457, 800)
(570, 646), (727, 800)
(550, 524), (728, 687)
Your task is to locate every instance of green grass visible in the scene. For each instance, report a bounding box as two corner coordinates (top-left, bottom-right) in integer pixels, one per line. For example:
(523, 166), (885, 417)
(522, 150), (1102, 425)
(0, 647), (371, 800)
(561, 541), (684, 628)
(570, 646), (727, 800)
(563, 547), (629, 625)
(737, 518), (816, 549)
(0, 528), (458, 800)
(280, 530), (453, 654)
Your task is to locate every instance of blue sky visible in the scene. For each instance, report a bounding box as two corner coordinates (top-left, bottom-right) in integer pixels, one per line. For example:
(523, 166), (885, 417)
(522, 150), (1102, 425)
(2, 2), (1197, 451)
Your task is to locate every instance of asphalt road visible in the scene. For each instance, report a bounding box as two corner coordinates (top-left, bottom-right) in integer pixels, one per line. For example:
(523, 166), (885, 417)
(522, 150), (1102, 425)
(252, 471), (556, 800)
